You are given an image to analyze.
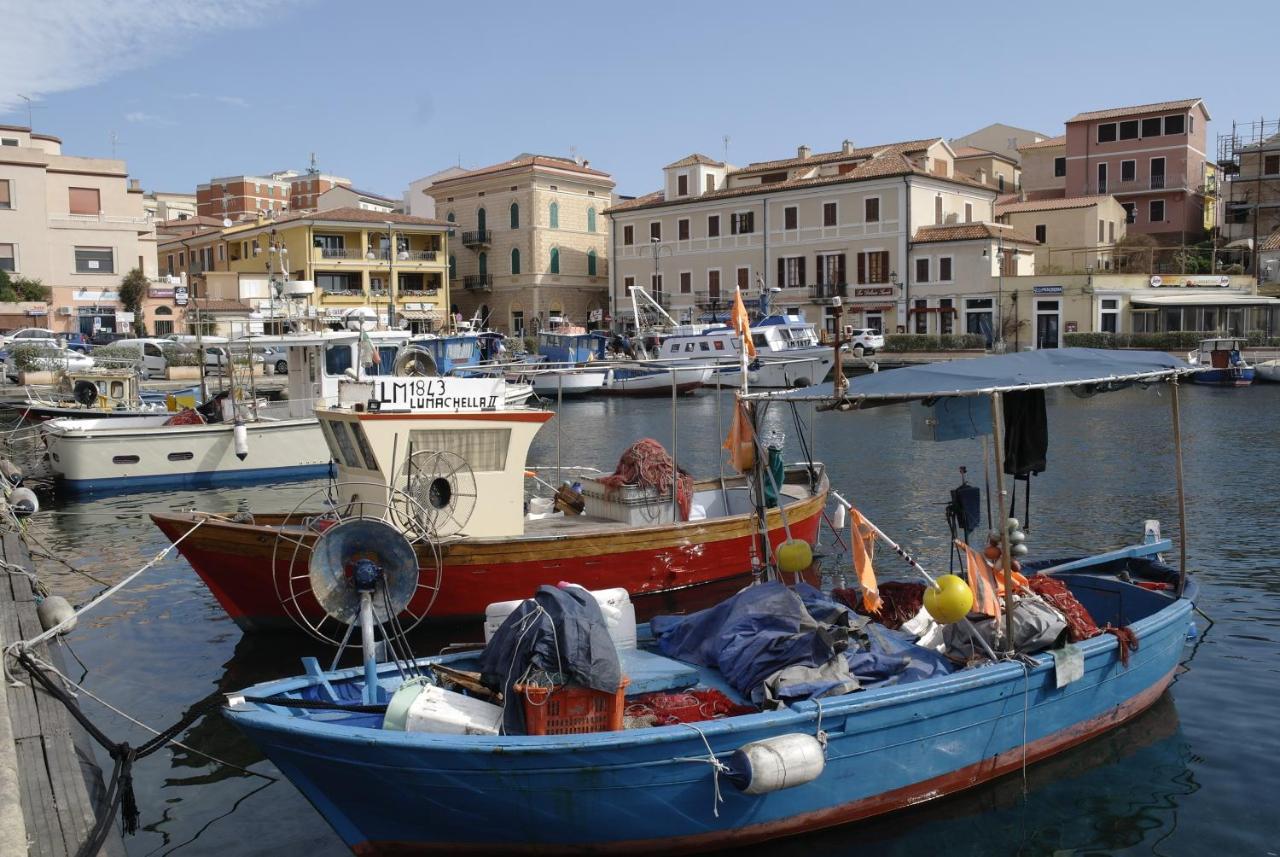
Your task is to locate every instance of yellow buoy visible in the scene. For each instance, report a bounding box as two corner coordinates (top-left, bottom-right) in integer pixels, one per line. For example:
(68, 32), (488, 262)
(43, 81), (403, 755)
(775, 539), (813, 575)
(923, 574), (974, 624)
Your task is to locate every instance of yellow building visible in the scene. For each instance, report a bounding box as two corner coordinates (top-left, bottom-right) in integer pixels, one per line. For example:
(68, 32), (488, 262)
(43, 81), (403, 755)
(223, 207), (453, 330)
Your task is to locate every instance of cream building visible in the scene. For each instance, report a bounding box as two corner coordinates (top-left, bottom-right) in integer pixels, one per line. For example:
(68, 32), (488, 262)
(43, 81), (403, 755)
(0, 123), (158, 335)
(995, 195), (1128, 273)
(607, 138), (1032, 339)
(951, 123), (1052, 164)
(952, 147), (1021, 196)
(143, 190), (197, 222)
(1018, 136), (1067, 200)
(424, 155), (614, 335)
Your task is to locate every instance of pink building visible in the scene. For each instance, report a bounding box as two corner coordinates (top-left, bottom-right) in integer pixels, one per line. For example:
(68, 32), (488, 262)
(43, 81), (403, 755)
(1062, 98), (1211, 244)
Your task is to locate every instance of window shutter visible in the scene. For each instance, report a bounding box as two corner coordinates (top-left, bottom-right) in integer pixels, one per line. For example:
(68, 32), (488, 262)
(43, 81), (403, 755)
(798, 257), (806, 286)
(777, 257), (785, 288)
(837, 254), (846, 285)
(857, 253), (866, 284)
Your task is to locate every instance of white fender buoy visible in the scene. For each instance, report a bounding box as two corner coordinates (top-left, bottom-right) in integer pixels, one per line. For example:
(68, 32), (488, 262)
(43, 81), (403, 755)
(9, 486), (38, 517)
(233, 420), (249, 461)
(0, 458), (23, 487)
(724, 733), (825, 795)
(37, 595), (76, 635)
(831, 503), (847, 531)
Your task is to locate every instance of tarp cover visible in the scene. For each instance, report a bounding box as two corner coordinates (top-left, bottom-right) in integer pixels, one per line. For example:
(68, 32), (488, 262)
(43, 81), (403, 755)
(650, 582), (952, 703)
(755, 348), (1191, 404)
(479, 585), (622, 734)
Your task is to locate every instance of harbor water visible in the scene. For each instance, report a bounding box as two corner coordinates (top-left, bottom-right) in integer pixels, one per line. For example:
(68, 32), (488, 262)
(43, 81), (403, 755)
(6, 381), (1278, 855)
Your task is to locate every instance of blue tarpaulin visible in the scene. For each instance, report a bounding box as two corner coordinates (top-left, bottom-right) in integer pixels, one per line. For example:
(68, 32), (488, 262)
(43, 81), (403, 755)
(651, 582), (952, 702)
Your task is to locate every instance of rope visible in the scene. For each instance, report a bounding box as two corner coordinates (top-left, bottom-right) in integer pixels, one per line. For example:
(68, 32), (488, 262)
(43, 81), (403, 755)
(672, 722), (730, 817)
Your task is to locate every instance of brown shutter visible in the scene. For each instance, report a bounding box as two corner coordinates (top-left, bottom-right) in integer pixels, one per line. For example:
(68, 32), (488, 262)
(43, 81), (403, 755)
(798, 257), (806, 286)
(69, 187), (100, 215)
(837, 254), (846, 285)
(777, 257), (785, 288)
(857, 253), (866, 284)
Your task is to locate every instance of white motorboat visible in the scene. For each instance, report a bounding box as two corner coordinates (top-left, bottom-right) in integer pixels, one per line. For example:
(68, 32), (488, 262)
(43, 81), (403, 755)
(1255, 358), (1280, 382)
(603, 363), (710, 396)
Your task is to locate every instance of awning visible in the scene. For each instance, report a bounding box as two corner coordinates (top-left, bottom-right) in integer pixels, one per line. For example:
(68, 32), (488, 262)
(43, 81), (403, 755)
(399, 309), (442, 321)
(1130, 292), (1280, 307)
(750, 347), (1192, 404)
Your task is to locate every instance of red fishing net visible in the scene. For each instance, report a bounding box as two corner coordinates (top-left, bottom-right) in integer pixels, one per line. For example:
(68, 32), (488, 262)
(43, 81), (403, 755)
(1026, 575), (1100, 642)
(625, 689), (756, 726)
(834, 581), (925, 630)
(164, 408), (204, 426)
(598, 438), (693, 520)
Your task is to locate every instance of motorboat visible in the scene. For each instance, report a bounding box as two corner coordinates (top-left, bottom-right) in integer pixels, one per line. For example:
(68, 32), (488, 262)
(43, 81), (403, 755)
(151, 374), (828, 631)
(1187, 337), (1254, 386)
(19, 369), (175, 421)
(220, 348), (1200, 855)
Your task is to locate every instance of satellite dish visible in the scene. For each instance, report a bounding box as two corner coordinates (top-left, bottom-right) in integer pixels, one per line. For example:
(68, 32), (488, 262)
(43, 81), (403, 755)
(272, 480), (444, 647)
(223, 218), (233, 228)
(392, 345), (438, 377)
(394, 450), (477, 538)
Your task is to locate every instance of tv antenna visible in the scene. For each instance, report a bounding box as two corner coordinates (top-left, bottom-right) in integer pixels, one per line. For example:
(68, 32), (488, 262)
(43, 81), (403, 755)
(17, 94), (44, 129)
(723, 134), (730, 162)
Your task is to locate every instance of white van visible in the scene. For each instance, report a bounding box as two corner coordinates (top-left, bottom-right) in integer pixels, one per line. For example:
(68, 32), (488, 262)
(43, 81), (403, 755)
(110, 338), (172, 379)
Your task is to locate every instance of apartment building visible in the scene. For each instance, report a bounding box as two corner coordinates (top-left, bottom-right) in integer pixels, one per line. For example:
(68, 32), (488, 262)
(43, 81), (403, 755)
(1020, 99), (1213, 244)
(1219, 120), (1280, 252)
(222, 207), (452, 331)
(607, 138), (1029, 338)
(287, 171), (351, 211)
(425, 155), (614, 335)
(142, 190), (197, 222)
(952, 147), (1020, 196)
(995, 196), (1127, 272)
(403, 166), (469, 219)
(195, 170), (352, 219)
(0, 123), (160, 335)
(317, 184), (398, 213)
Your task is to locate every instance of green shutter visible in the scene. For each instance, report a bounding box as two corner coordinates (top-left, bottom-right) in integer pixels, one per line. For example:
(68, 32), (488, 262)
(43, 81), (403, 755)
(587, 249), (597, 276)
(477, 207), (486, 233)
(510, 202), (519, 229)
(549, 247), (559, 274)
(587, 207), (596, 233)
(549, 202), (559, 229)
(511, 248), (520, 275)
(478, 251), (487, 277)
(449, 254), (456, 278)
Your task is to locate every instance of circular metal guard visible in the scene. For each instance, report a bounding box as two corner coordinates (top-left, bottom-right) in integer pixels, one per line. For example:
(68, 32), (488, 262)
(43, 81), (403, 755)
(271, 480), (444, 646)
(393, 451), (477, 538)
(392, 345), (438, 377)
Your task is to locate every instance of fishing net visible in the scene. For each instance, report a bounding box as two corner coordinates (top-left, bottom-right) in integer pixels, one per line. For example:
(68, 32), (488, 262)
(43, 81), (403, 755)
(598, 438), (693, 521)
(1026, 575), (1100, 642)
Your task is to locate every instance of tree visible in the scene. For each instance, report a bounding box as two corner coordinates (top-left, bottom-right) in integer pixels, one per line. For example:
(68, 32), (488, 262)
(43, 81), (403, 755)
(118, 267), (148, 336)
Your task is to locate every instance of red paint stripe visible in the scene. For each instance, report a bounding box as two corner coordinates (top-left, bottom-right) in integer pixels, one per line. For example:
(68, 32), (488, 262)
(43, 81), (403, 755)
(354, 668), (1176, 856)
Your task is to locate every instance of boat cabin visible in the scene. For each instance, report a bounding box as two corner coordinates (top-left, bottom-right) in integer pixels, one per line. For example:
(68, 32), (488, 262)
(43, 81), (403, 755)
(538, 330), (605, 364)
(404, 333), (482, 374)
(1194, 337), (1247, 369)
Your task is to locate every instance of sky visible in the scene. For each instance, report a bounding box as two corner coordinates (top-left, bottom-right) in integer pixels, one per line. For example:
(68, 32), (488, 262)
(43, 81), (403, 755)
(0, 0), (1274, 201)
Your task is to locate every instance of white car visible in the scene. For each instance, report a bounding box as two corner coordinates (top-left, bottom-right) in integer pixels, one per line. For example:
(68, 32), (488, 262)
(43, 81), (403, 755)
(841, 328), (885, 356)
(3, 327), (61, 348)
(204, 346), (265, 373)
(6, 346), (94, 380)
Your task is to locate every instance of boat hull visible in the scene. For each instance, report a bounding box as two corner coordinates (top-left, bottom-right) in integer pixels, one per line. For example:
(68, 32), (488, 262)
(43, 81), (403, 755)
(152, 477), (827, 631)
(1190, 366), (1253, 386)
(43, 416), (333, 492)
(226, 574), (1194, 855)
(603, 366), (710, 396)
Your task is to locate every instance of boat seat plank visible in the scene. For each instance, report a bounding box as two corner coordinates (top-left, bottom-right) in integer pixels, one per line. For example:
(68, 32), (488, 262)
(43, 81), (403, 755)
(15, 736), (67, 857)
(617, 648), (700, 695)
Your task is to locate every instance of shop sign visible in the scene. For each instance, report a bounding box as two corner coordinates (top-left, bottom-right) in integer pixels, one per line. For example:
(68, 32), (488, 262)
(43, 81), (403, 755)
(175, 286), (189, 306)
(853, 287), (895, 298)
(25, 308), (47, 316)
(1149, 275), (1230, 288)
(73, 288), (120, 302)
(149, 287), (175, 298)
(850, 304), (895, 313)
(117, 311), (136, 323)
(1032, 285), (1064, 295)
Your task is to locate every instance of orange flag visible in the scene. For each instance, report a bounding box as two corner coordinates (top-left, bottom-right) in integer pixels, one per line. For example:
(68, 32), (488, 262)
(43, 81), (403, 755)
(849, 508), (882, 613)
(956, 540), (1001, 620)
(731, 287), (757, 358)
(722, 398), (756, 474)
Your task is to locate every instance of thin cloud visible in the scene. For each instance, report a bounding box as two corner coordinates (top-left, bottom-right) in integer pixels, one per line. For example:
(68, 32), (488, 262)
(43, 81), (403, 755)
(0, 1), (301, 115)
(178, 92), (251, 108)
(125, 111), (176, 127)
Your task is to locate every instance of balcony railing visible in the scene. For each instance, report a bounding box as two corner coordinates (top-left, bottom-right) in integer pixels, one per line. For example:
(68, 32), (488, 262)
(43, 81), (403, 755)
(315, 248), (440, 262)
(1150, 174), (1166, 189)
(461, 230), (492, 248)
(692, 290), (728, 310)
(463, 274), (493, 290)
(809, 282), (848, 300)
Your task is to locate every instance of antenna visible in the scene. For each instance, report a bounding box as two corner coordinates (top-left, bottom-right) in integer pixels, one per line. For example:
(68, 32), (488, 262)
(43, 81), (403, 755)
(16, 94), (44, 130)
(109, 130), (118, 158)
(309, 151), (318, 174)
(723, 134), (730, 162)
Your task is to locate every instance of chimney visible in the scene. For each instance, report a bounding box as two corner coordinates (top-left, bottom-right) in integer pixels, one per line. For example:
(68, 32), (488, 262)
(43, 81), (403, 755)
(129, 178), (141, 191)
(797, 145), (811, 160)
(842, 139), (855, 154)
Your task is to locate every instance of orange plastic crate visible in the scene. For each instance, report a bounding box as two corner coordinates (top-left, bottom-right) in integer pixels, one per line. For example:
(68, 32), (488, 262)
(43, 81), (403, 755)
(517, 678), (630, 735)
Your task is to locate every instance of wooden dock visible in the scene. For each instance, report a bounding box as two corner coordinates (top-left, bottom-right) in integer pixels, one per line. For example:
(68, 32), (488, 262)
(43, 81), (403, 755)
(0, 530), (125, 857)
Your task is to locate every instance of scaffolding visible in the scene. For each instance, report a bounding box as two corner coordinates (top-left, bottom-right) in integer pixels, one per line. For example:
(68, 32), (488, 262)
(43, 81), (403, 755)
(1216, 118), (1280, 281)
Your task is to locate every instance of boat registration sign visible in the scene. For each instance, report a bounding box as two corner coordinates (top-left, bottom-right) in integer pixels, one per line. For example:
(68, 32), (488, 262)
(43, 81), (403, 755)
(341, 377), (506, 412)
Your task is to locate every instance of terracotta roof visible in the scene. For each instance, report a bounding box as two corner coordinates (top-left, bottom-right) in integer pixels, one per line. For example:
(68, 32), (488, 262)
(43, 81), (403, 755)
(1067, 98), (1203, 123)
(157, 226), (223, 247)
(1019, 135), (1066, 151)
(951, 145), (1019, 166)
(994, 193), (1022, 207)
(732, 138), (940, 177)
(605, 150), (992, 216)
(913, 222), (1039, 245)
(995, 194), (1117, 215)
(332, 186), (398, 203)
(665, 153), (724, 168)
(1262, 230), (1280, 252)
(429, 154), (613, 188)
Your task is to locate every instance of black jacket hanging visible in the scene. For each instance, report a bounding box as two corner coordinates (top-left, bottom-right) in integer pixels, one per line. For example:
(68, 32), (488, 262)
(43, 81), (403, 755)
(1003, 389), (1047, 478)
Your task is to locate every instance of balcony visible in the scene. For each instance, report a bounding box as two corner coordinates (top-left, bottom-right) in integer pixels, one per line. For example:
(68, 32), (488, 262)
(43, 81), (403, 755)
(1149, 174), (1166, 189)
(809, 282), (848, 301)
(692, 290), (729, 310)
(463, 274), (493, 291)
(461, 230), (492, 248)
(314, 248), (440, 263)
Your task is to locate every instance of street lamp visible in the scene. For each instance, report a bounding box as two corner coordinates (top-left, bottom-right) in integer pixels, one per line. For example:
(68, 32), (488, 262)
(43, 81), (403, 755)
(889, 270), (900, 335)
(649, 236), (670, 308)
(385, 220), (396, 329)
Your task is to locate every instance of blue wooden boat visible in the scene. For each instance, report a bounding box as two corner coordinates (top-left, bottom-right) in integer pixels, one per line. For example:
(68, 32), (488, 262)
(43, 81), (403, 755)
(222, 348), (1201, 854)
(1188, 337), (1254, 386)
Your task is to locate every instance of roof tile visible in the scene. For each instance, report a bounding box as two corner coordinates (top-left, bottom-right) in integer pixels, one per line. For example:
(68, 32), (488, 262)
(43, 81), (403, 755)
(1018, 135), (1066, 151)
(995, 194), (1117, 215)
(1066, 98), (1203, 123)
(913, 222), (1040, 245)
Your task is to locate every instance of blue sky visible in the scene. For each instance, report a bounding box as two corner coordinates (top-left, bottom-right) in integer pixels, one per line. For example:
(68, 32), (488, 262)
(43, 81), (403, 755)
(1, 0), (1274, 200)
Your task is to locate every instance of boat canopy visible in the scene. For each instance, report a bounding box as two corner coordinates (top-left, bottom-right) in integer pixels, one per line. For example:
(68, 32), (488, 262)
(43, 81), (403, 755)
(748, 347), (1194, 405)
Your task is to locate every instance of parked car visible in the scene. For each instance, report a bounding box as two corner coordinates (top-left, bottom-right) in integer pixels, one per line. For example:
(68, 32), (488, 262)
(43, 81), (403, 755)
(257, 347), (288, 375)
(2, 327), (61, 349)
(63, 332), (91, 353)
(89, 330), (131, 347)
(204, 346), (265, 373)
(5, 346), (94, 381)
(841, 327), (885, 356)
(109, 338), (171, 379)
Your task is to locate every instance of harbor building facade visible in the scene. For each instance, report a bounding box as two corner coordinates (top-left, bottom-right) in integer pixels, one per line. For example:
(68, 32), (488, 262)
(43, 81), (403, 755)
(423, 155), (614, 336)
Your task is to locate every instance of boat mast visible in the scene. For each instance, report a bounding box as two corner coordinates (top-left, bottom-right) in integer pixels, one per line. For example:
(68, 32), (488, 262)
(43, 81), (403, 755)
(989, 391), (1016, 654)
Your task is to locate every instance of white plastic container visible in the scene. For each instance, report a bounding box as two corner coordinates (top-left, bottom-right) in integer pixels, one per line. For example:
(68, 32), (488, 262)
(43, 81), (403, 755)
(578, 478), (674, 525)
(383, 679), (503, 735)
(483, 585), (637, 650)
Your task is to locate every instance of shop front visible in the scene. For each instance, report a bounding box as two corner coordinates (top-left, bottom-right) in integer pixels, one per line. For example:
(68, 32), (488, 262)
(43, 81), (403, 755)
(1129, 293), (1280, 336)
